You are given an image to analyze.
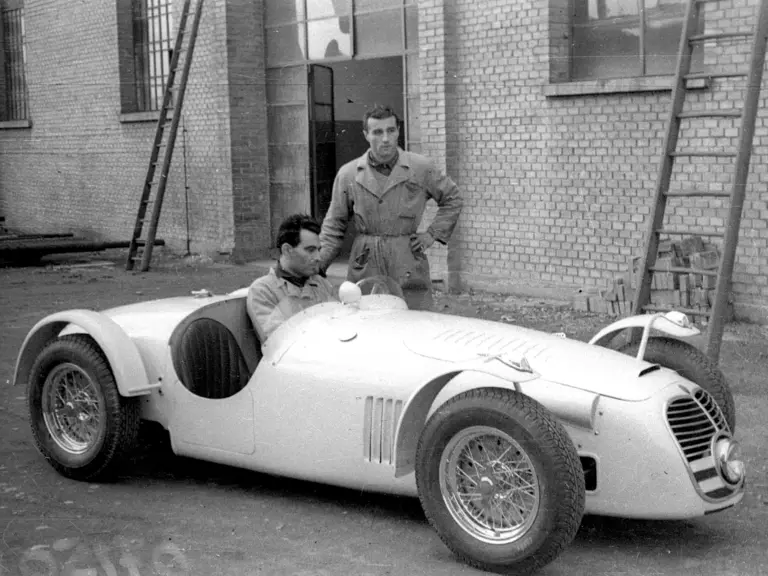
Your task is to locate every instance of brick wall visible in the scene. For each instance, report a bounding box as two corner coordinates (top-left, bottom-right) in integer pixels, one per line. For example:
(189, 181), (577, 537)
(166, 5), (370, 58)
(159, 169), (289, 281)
(0, 0), (236, 256)
(418, 0), (462, 290)
(420, 0), (768, 319)
(225, 0), (271, 261)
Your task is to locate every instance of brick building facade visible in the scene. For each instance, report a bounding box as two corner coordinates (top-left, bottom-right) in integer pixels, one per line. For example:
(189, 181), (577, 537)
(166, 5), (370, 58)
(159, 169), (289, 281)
(1, 0), (767, 320)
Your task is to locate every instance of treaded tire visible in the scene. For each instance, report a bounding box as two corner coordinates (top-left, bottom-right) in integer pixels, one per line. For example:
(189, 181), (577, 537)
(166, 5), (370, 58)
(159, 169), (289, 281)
(27, 335), (140, 481)
(415, 388), (585, 575)
(618, 336), (735, 432)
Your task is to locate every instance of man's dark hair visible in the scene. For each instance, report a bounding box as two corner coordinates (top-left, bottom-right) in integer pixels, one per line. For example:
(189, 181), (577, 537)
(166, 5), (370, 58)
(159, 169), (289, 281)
(276, 213), (321, 249)
(363, 104), (400, 132)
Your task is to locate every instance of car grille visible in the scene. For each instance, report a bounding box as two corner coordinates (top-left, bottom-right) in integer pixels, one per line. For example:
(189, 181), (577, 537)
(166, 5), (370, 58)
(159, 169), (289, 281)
(666, 389), (729, 463)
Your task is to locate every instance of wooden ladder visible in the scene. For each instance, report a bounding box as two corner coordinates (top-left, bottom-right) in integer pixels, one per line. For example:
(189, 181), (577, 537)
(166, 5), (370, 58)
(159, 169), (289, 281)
(126, 0), (204, 272)
(631, 0), (768, 362)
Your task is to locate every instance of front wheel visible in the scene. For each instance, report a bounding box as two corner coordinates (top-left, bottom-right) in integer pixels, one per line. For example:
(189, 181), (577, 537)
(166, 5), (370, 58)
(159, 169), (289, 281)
(415, 388), (585, 575)
(27, 335), (140, 481)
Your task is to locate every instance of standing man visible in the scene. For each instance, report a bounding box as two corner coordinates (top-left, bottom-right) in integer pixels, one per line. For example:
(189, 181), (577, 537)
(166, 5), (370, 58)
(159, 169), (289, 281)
(247, 214), (336, 342)
(319, 104), (462, 310)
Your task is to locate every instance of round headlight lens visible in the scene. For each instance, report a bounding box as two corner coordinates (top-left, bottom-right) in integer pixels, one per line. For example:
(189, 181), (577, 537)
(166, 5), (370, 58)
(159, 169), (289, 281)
(715, 438), (745, 485)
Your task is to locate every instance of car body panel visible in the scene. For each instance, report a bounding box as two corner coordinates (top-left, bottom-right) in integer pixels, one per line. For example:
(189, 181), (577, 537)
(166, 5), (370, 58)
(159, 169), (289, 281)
(13, 310), (157, 397)
(14, 289), (745, 521)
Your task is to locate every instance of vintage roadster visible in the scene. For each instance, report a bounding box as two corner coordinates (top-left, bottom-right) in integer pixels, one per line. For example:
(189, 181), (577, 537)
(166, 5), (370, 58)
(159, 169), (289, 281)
(13, 277), (744, 574)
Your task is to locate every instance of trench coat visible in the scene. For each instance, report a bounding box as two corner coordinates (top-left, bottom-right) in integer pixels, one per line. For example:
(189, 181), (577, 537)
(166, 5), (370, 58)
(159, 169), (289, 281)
(319, 149), (463, 310)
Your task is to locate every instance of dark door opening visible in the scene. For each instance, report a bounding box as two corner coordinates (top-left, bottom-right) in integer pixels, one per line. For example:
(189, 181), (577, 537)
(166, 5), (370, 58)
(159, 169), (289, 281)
(309, 57), (404, 257)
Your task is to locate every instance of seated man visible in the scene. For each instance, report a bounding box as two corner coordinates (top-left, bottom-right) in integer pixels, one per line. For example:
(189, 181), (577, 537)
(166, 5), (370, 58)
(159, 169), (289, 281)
(247, 214), (336, 342)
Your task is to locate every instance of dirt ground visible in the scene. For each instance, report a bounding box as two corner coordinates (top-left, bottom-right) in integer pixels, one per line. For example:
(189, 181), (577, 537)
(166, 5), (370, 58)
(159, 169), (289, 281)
(1, 249), (767, 576)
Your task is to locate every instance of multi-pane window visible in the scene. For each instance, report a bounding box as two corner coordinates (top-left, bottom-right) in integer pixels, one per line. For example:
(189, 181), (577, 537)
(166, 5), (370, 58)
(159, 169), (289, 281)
(571, 0), (687, 80)
(1, 0), (28, 121)
(264, 0), (417, 66)
(132, 0), (173, 112)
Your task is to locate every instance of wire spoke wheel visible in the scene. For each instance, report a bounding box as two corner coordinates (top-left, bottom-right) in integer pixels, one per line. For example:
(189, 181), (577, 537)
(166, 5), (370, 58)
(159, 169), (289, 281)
(440, 426), (540, 544)
(28, 335), (140, 481)
(415, 388), (585, 574)
(41, 362), (104, 455)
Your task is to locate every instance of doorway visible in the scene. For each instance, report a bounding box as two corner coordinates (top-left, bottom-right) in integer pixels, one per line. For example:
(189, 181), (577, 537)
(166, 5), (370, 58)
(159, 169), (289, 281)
(309, 56), (405, 226)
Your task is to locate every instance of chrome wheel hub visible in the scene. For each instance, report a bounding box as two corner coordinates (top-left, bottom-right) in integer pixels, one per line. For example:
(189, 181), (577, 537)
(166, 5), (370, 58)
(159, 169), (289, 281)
(41, 363), (103, 455)
(439, 426), (540, 544)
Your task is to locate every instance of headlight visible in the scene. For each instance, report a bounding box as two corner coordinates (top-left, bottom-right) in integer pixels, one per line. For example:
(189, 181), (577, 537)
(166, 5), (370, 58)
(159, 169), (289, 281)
(714, 437), (745, 486)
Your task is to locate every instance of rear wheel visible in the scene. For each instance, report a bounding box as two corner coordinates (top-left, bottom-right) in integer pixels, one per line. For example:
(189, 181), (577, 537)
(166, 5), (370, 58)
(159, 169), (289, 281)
(618, 336), (735, 432)
(415, 388), (585, 575)
(28, 335), (140, 481)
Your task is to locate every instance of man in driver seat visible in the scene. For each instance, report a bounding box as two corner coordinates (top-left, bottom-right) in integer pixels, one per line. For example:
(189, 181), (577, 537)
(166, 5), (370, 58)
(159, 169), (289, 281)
(247, 214), (336, 342)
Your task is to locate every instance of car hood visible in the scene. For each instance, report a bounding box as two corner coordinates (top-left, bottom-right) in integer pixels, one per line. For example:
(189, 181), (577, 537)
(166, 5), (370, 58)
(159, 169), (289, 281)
(277, 304), (678, 402)
(398, 312), (675, 401)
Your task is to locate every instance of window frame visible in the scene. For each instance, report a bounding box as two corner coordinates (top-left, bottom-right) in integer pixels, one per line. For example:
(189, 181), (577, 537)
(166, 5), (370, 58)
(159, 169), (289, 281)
(117, 0), (174, 121)
(546, 0), (705, 97)
(0, 0), (30, 127)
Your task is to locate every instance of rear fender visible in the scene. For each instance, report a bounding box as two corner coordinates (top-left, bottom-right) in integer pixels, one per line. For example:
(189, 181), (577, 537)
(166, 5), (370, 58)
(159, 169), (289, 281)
(393, 359), (540, 479)
(13, 310), (158, 397)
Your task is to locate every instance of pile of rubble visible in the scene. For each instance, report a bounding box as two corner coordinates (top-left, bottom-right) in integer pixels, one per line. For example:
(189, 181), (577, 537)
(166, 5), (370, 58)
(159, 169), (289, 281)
(574, 235), (729, 323)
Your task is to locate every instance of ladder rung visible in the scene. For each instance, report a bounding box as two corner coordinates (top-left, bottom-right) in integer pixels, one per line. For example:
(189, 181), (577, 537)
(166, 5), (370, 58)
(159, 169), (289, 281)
(650, 266), (718, 277)
(657, 228), (723, 237)
(677, 110), (742, 119)
(643, 305), (712, 317)
(665, 189), (732, 198)
(689, 32), (752, 43)
(670, 150), (737, 157)
(685, 71), (748, 80)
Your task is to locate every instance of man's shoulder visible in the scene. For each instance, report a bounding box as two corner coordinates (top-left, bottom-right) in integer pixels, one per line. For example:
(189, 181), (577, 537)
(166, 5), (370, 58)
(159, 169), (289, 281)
(337, 154), (366, 177)
(401, 150), (435, 173)
(248, 269), (280, 294)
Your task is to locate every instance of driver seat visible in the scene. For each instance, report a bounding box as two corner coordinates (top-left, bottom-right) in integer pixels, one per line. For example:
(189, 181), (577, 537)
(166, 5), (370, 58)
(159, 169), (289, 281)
(175, 318), (251, 399)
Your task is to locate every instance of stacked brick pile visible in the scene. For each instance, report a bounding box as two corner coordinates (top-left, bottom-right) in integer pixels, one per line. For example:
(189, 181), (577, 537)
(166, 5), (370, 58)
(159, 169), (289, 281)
(643, 237), (720, 321)
(574, 236), (727, 323)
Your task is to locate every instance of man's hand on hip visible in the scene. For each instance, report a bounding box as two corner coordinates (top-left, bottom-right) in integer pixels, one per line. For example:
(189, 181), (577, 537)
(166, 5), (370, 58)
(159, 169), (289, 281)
(410, 232), (435, 254)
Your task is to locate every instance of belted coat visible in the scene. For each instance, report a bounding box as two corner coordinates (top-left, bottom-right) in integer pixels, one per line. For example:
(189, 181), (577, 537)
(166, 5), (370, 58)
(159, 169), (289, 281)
(319, 149), (462, 310)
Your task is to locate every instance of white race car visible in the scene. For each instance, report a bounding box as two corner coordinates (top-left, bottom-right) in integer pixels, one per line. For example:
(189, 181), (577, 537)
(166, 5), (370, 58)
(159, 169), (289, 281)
(13, 277), (744, 574)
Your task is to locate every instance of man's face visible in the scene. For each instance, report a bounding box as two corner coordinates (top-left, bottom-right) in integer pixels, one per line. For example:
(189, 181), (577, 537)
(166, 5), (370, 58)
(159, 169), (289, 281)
(365, 115), (399, 163)
(283, 228), (322, 277)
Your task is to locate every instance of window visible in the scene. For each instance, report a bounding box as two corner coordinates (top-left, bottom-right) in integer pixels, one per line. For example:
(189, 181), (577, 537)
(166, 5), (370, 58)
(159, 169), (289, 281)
(117, 0), (173, 115)
(0, 0), (28, 121)
(264, 0), (417, 66)
(570, 0), (688, 81)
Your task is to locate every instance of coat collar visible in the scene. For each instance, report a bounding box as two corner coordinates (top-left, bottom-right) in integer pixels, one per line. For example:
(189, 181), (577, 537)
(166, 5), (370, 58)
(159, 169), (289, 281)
(355, 148), (410, 197)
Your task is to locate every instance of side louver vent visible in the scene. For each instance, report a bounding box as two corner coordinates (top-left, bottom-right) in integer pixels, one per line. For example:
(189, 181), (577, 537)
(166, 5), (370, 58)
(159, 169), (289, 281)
(363, 396), (403, 465)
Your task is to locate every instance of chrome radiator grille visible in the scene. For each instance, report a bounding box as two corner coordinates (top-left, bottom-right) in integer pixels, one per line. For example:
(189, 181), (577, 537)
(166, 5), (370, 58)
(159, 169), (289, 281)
(666, 389), (729, 463)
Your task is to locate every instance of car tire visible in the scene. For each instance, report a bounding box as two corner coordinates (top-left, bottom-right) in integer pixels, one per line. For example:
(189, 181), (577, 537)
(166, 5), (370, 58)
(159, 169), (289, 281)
(27, 335), (140, 481)
(415, 388), (585, 575)
(617, 336), (735, 432)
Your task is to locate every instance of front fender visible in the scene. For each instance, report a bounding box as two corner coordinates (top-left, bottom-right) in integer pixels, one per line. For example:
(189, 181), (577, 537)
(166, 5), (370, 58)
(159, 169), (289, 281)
(13, 310), (158, 397)
(392, 358), (541, 479)
(589, 311), (700, 353)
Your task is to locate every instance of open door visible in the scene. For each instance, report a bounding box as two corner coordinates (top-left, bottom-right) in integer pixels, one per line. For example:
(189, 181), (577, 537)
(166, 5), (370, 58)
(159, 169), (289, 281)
(266, 66), (312, 243)
(309, 65), (337, 223)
